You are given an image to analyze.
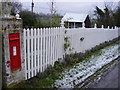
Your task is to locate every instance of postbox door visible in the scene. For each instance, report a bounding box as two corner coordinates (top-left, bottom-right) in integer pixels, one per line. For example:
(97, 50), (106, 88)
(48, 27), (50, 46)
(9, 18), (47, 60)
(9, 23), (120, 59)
(9, 33), (21, 71)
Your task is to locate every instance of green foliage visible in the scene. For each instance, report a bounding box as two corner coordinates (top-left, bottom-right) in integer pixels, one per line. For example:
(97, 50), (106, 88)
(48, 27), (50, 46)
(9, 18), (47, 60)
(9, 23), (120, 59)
(54, 61), (63, 71)
(64, 30), (67, 34)
(19, 10), (38, 27)
(19, 10), (62, 28)
(64, 30), (71, 51)
(94, 6), (113, 28)
(95, 6), (105, 18)
(64, 37), (69, 42)
(51, 14), (61, 27)
(113, 7), (120, 27)
(94, 2), (120, 28)
(64, 34), (70, 51)
(64, 55), (74, 65)
(64, 43), (70, 51)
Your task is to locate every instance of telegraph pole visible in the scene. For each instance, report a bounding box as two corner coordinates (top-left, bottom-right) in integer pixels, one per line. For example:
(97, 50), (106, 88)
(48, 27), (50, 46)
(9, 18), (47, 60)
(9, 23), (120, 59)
(51, 1), (54, 27)
(31, 0), (34, 13)
(50, 0), (56, 27)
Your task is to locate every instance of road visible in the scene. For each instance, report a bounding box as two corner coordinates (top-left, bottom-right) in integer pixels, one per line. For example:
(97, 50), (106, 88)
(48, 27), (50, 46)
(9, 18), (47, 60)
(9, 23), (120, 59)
(89, 60), (120, 88)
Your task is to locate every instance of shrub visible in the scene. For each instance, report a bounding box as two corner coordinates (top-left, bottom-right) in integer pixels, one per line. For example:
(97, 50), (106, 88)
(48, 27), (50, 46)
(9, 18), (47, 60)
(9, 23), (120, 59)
(74, 52), (85, 59)
(64, 55), (73, 65)
(54, 61), (63, 71)
(84, 50), (91, 56)
(45, 65), (56, 75)
(36, 65), (56, 79)
(36, 72), (48, 79)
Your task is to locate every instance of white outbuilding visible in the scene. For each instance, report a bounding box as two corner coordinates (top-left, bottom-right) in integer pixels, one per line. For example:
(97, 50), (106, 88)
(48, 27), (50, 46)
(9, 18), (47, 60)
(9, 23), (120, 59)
(61, 13), (91, 28)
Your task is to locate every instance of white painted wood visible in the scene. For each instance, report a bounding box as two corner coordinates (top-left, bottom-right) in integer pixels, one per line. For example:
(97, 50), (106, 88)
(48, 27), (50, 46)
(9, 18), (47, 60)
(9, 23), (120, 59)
(43, 28), (45, 71)
(31, 28), (34, 77)
(34, 28), (37, 75)
(40, 28), (43, 72)
(50, 28), (53, 65)
(54, 28), (56, 62)
(26, 28), (30, 79)
(50, 28), (52, 65)
(23, 29), (27, 80)
(37, 28), (40, 72)
(53, 28), (55, 65)
(45, 29), (48, 69)
(56, 28), (58, 61)
(48, 28), (51, 65)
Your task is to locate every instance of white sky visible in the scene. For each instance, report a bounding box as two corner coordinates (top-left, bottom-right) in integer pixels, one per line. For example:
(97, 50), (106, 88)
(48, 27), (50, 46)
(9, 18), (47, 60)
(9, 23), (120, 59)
(19, 0), (120, 16)
(19, 0), (120, 2)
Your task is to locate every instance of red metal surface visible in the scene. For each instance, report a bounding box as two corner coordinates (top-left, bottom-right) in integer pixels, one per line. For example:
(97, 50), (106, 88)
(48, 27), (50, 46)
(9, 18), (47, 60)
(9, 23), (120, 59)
(9, 33), (21, 71)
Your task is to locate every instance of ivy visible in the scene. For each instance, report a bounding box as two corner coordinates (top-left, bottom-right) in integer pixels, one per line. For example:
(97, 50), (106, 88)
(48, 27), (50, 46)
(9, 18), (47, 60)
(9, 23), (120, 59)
(64, 37), (69, 42)
(64, 30), (67, 34)
(64, 43), (70, 51)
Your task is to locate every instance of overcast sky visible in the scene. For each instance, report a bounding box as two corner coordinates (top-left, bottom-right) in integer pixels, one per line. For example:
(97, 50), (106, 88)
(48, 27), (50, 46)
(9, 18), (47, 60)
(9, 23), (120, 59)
(19, 0), (120, 16)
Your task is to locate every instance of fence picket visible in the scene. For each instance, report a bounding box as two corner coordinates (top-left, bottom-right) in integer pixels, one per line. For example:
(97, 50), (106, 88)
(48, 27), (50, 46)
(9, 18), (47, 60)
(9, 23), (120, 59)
(43, 28), (45, 71)
(31, 28), (34, 77)
(45, 28), (48, 68)
(34, 28), (37, 75)
(40, 28), (43, 72)
(48, 28), (51, 65)
(23, 29), (27, 80)
(37, 28), (40, 72)
(53, 28), (55, 65)
(50, 28), (53, 65)
(26, 29), (30, 79)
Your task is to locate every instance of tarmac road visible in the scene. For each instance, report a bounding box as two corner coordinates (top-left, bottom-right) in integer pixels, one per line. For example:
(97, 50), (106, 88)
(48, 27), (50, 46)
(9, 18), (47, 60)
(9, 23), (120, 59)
(89, 60), (120, 88)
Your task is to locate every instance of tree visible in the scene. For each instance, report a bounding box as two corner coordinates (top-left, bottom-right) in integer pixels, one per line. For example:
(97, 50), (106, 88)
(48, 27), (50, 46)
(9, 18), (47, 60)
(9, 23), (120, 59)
(113, 2), (120, 27)
(10, 1), (22, 15)
(94, 6), (105, 27)
(0, 0), (22, 16)
(93, 4), (115, 28)
(19, 10), (38, 28)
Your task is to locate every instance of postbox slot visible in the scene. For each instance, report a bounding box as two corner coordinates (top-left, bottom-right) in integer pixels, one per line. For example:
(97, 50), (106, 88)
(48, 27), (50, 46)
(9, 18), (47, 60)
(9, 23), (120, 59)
(9, 33), (20, 41)
(9, 37), (19, 41)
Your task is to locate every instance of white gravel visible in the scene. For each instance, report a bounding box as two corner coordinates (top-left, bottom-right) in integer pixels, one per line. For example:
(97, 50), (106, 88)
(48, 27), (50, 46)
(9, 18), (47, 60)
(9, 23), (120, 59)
(53, 44), (119, 88)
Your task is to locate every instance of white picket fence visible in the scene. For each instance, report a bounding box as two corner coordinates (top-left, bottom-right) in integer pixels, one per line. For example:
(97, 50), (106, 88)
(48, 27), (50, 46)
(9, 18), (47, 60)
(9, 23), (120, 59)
(23, 27), (65, 79)
(23, 27), (119, 80)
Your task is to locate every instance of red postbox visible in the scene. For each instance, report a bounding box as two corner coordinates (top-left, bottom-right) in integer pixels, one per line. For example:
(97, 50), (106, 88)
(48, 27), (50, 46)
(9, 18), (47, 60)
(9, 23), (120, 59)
(9, 33), (21, 71)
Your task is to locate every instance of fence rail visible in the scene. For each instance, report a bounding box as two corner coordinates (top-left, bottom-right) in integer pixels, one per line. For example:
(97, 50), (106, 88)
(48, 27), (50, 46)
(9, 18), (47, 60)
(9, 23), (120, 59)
(23, 27), (119, 79)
